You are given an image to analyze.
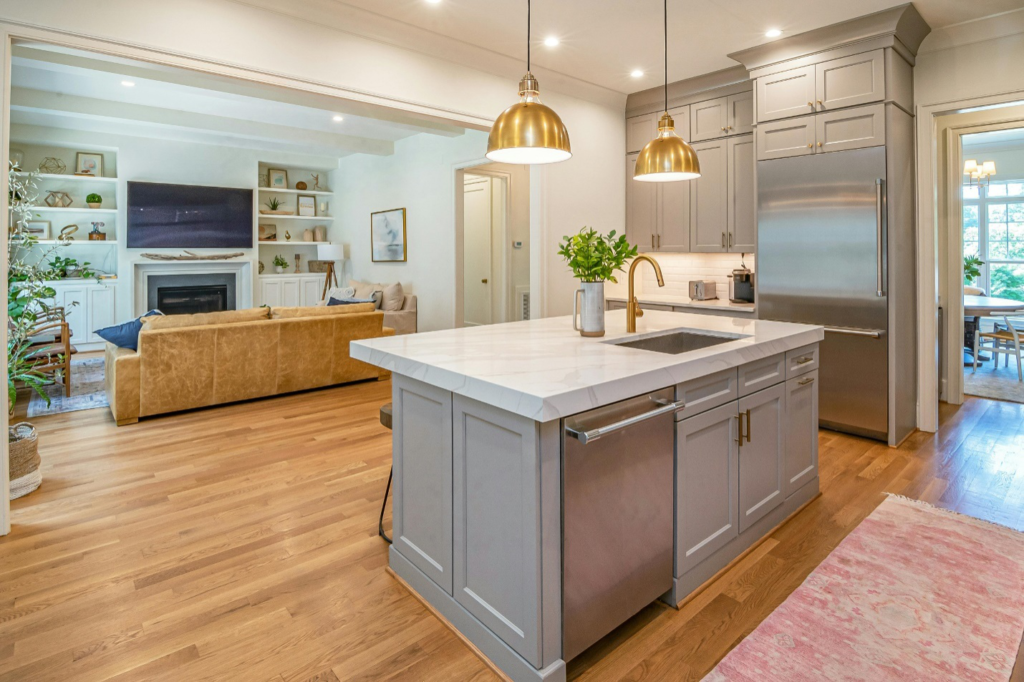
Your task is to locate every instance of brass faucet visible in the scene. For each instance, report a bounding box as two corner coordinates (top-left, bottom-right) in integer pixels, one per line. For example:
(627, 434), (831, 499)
(626, 255), (665, 333)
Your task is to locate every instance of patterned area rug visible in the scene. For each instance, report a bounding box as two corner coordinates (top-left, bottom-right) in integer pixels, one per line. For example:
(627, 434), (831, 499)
(704, 496), (1024, 681)
(966, 354), (1024, 404)
(27, 357), (108, 417)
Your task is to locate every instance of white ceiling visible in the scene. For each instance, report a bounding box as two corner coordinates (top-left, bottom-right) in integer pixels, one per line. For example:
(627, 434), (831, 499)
(964, 126), (1024, 151)
(251, 0), (1024, 94)
(10, 45), (464, 158)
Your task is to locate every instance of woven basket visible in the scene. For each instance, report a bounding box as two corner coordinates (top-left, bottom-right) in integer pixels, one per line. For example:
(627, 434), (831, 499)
(307, 260), (331, 274)
(9, 422), (41, 499)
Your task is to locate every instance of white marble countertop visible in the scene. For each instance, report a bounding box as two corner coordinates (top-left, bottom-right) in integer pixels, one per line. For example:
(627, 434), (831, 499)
(606, 293), (756, 314)
(351, 310), (822, 422)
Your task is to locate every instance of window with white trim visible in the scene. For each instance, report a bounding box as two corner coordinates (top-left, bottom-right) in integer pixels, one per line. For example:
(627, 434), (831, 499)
(963, 180), (1024, 302)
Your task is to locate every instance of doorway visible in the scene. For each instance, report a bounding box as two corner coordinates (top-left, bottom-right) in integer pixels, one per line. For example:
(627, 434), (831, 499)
(457, 162), (530, 327)
(959, 127), (1024, 403)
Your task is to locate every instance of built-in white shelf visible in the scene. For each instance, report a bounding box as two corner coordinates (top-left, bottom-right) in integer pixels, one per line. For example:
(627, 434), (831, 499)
(259, 273), (327, 278)
(257, 214), (333, 221)
(258, 240), (331, 245)
(32, 239), (118, 246)
(258, 187), (333, 197)
(17, 173), (118, 184)
(27, 206), (118, 214)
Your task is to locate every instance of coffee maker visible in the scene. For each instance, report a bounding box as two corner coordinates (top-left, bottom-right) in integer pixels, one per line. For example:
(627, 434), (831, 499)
(729, 256), (755, 303)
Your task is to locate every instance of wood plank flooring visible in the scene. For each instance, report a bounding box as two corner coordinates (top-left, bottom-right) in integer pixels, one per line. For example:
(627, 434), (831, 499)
(3, 382), (1024, 681)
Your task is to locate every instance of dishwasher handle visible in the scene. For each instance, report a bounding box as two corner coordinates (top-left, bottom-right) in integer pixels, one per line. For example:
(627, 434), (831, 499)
(565, 398), (685, 445)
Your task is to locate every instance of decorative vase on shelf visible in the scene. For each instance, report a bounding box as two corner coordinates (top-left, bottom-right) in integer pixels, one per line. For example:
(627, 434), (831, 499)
(573, 281), (606, 337)
(275, 266), (284, 274)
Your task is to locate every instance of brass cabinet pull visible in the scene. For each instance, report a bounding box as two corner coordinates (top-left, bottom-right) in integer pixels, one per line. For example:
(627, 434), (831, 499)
(795, 356), (814, 365)
(807, 102), (814, 107)
(728, 232), (733, 248)
(743, 409), (751, 443)
(736, 412), (744, 446)
(818, 142), (823, 147)
(482, 279), (488, 283)
(817, 99), (823, 105)
(656, 234), (661, 248)
(798, 377), (815, 386)
(807, 143), (813, 148)
(651, 235), (655, 248)
(721, 231), (726, 248)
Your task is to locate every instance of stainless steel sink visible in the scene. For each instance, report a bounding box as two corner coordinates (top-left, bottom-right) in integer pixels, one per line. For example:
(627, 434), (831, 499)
(609, 330), (742, 354)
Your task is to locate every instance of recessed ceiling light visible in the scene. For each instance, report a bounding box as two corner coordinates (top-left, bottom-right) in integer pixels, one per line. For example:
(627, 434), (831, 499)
(630, 69), (644, 78)
(333, 115), (344, 122)
(121, 80), (135, 87)
(544, 36), (560, 47)
(765, 28), (782, 38)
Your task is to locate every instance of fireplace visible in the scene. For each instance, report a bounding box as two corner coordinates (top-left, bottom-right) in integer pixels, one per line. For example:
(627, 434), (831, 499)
(157, 284), (229, 315)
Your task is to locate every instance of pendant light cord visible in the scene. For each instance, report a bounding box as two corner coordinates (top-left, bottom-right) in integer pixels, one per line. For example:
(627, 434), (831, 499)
(527, 0), (532, 72)
(663, 0), (668, 113)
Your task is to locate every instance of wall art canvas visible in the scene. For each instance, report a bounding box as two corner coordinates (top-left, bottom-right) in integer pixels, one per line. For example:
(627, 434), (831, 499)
(370, 208), (407, 263)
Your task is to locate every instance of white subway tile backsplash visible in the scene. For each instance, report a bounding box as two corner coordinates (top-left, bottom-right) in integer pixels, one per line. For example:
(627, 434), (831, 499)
(634, 252), (756, 298)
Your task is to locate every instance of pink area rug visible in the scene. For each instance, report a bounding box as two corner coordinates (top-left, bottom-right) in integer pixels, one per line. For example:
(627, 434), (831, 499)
(704, 495), (1024, 681)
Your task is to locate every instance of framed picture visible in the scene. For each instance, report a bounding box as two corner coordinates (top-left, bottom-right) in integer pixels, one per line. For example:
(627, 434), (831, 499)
(75, 152), (104, 176)
(268, 169), (288, 189)
(370, 208), (407, 262)
(259, 223), (278, 241)
(25, 220), (50, 239)
(297, 195), (316, 217)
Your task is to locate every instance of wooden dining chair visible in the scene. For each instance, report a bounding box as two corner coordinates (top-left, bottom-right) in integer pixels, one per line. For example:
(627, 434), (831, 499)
(20, 307), (77, 397)
(974, 316), (1023, 382)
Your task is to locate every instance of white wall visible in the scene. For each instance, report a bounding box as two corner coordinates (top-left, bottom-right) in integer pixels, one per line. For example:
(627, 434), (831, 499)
(331, 130), (489, 332)
(916, 31), (1024, 107)
(12, 123), (341, 322)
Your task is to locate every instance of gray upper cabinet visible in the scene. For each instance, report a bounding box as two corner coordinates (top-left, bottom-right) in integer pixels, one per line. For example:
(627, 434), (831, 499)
(785, 371), (819, 498)
(627, 112), (657, 153)
(737, 383), (785, 532)
(756, 115), (815, 161)
(726, 91), (754, 136)
(815, 50), (885, 111)
(392, 376), (454, 594)
(452, 396), (543, 667)
(727, 135), (755, 252)
(676, 402), (739, 575)
(816, 103), (886, 153)
(689, 139), (729, 252)
(690, 97), (729, 142)
(626, 153), (657, 251)
(756, 65), (816, 123)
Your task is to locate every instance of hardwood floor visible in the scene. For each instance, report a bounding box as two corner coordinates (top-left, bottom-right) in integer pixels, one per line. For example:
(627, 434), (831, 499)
(2, 383), (1023, 681)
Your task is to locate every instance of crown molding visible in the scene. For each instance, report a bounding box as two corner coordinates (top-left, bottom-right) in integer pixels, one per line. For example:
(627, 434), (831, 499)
(919, 8), (1024, 55)
(728, 3), (930, 72)
(625, 66), (750, 118)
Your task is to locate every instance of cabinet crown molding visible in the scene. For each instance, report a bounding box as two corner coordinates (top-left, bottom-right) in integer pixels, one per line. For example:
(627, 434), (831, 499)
(626, 65), (751, 119)
(727, 3), (930, 73)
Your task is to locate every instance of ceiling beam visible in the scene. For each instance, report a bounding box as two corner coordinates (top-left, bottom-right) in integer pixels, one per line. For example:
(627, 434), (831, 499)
(13, 46), (466, 138)
(11, 87), (394, 156)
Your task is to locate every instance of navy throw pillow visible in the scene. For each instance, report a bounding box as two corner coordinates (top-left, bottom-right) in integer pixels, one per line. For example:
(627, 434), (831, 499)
(94, 309), (163, 351)
(327, 297), (376, 306)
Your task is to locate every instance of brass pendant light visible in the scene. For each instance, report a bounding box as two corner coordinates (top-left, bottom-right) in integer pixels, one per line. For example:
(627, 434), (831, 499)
(634, 0), (700, 182)
(486, 0), (571, 165)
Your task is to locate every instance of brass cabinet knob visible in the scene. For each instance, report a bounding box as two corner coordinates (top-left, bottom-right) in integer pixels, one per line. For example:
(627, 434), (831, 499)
(817, 99), (823, 105)
(807, 102), (814, 107)
(818, 142), (823, 147)
(807, 143), (813, 148)
(482, 278), (488, 283)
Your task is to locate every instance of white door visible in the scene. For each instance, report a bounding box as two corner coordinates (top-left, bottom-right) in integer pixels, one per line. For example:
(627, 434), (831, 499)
(727, 135), (756, 253)
(261, 279), (283, 308)
(756, 65), (816, 123)
(626, 154), (657, 251)
(281, 278), (301, 307)
(86, 286), (116, 343)
(689, 139), (729, 253)
(302, 277), (323, 306)
(690, 97), (728, 142)
(815, 50), (884, 112)
(463, 175), (492, 326)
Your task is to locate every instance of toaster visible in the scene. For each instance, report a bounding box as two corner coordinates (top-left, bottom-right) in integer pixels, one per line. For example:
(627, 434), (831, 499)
(688, 280), (718, 301)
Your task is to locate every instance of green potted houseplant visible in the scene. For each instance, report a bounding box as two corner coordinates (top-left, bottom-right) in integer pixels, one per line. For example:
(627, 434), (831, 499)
(86, 192), (102, 209)
(558, 227), (638, 337)
(273, 254), (289, 274)
(964, 255), (984, 286)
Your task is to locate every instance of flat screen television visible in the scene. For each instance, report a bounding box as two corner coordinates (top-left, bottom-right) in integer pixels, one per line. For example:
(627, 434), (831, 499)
(127, 182), (253, 248)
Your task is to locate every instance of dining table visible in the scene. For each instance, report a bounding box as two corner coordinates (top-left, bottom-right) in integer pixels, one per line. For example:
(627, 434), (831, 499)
(963, 295), (1024, 365)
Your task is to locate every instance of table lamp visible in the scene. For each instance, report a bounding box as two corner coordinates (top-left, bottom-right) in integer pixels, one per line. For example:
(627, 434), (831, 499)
(317, 243), (345, 300)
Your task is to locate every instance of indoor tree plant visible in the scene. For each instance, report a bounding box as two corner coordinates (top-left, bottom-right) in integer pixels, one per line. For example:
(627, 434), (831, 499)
(7, 163), (74, 498)
(558, 227), (638, 337)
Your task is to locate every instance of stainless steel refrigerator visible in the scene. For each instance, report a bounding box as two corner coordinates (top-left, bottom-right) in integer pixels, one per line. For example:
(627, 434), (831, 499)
(757, 144), (916, 445)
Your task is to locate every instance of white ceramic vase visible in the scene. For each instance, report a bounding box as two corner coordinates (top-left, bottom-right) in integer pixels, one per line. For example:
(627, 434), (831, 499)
(573, 281), (605, 337)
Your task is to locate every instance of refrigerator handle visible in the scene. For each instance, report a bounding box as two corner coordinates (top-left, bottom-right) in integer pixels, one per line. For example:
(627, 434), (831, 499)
(875, 178), (885, 298)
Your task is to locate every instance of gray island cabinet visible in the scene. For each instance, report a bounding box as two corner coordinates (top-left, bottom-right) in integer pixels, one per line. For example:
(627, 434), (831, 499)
(352, 310), (822, 682)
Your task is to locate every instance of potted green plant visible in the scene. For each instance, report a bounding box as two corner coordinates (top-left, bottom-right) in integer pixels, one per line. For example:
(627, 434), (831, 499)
(964, 255), (984, 286)
(86, 192), (102, 209)
(273, 254), (289, 274)
(558, 227), (638, 337)
(263, 197), (290, 215)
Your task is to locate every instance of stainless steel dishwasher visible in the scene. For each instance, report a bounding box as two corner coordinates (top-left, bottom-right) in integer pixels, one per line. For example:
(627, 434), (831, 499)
(562, 387), (680, 661)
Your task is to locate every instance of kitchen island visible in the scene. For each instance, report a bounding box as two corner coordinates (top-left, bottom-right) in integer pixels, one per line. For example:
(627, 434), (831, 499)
(351, 310), (823, 682)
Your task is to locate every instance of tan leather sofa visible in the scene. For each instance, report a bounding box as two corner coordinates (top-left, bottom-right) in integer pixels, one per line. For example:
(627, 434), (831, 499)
(105, 304), (392, 426)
